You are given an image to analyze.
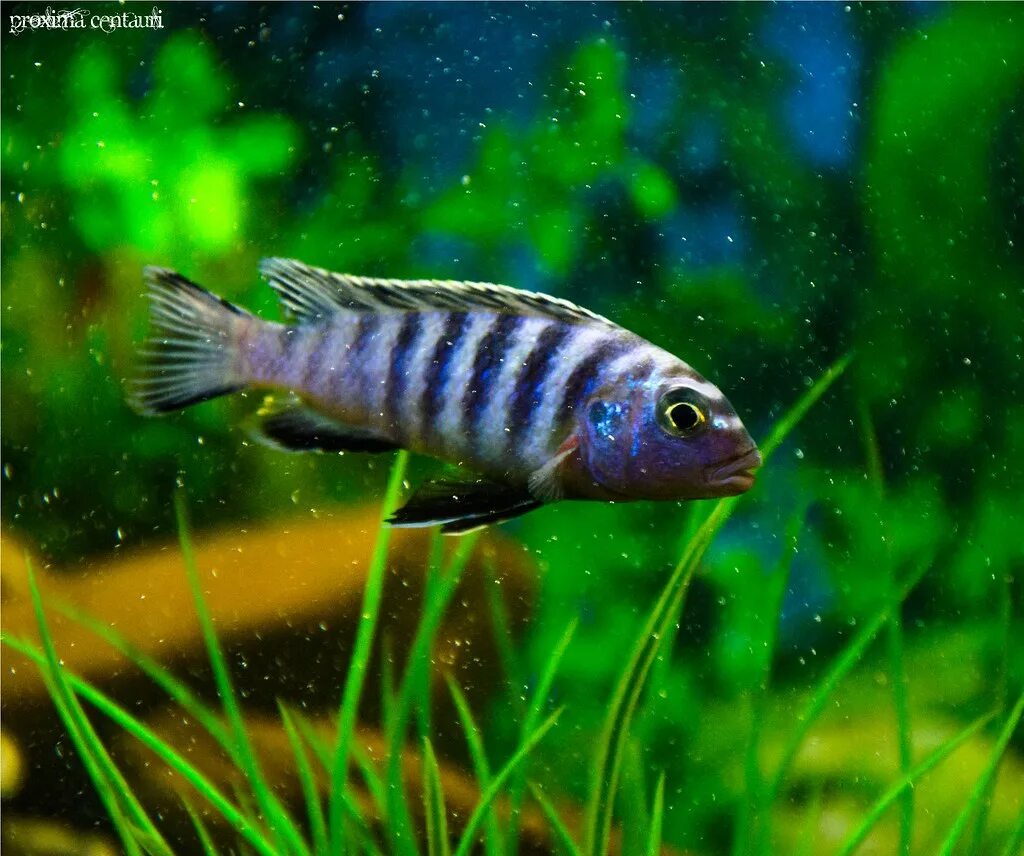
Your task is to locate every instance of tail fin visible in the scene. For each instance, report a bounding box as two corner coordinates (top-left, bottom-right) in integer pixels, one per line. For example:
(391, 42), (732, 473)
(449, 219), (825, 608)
(129, 267), (253, 415)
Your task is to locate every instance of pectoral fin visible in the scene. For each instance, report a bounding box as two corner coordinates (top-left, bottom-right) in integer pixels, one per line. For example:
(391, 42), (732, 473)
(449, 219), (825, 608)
(527, 435), (579, 502)
(253, 397), (398, 453)
(388, 478), (542, 534)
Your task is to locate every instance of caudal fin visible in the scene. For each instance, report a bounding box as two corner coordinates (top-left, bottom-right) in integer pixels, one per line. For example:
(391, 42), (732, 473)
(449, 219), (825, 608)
(129, 267), (253, 415)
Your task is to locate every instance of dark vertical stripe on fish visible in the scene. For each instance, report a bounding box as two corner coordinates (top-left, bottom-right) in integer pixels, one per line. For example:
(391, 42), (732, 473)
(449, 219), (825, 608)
(558, 339), (635, 417)
(280, 327), (299, 364)
(301, 322), (331, 391)
(505, 322), (573, 454)
(383, 312), (422, 438)
(348, 313), (380, 401)
(420, 312), (469, 443)
(462, 314), (522, 447)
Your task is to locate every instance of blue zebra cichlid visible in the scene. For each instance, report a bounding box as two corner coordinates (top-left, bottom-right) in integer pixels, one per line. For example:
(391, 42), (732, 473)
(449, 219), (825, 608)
(131, 259), (761, 532)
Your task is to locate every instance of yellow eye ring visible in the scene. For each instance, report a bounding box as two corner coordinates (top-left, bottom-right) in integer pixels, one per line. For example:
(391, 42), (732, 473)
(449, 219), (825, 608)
(663, 401), (706, 436)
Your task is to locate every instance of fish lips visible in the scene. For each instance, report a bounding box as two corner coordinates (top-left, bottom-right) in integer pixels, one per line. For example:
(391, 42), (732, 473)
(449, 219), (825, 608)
(705, 447), (763, 493)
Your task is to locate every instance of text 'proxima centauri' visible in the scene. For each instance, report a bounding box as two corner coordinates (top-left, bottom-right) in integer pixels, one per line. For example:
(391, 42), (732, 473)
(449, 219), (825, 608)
(131, 259), (762, 533)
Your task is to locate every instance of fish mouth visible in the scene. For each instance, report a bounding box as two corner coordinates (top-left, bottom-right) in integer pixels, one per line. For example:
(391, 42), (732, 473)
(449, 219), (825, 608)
(706, 447), (763, 492)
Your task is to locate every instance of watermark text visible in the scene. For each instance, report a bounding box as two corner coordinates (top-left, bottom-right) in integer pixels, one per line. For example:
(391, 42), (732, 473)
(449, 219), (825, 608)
(9, 6), (163, 35)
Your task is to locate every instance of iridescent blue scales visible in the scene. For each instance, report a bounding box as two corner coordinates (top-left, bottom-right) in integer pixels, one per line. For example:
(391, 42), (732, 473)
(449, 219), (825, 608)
(132, 259), (762, 532)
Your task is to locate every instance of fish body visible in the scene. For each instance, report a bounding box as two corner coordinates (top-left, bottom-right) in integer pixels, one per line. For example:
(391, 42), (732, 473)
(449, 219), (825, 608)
(133, 259), (761, 531)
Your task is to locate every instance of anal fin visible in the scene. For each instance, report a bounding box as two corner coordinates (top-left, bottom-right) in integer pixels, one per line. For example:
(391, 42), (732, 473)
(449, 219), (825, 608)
(387, 479), (542, 534)
(254, 397), (398, 453)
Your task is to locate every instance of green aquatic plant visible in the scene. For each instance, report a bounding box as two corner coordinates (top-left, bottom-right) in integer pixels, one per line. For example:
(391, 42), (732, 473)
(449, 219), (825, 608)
(3, 355), (1020, 854)
(3, 31), (298, 255)
(422, 38), (677, 275)
(330, 450), (410, 853)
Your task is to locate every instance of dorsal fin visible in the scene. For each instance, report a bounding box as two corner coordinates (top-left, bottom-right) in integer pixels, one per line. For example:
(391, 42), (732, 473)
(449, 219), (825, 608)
(259, 258), (616, 327)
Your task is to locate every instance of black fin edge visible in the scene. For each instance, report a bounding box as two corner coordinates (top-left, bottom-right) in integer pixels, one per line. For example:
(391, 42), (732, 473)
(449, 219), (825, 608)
(386, 478), (542, 532)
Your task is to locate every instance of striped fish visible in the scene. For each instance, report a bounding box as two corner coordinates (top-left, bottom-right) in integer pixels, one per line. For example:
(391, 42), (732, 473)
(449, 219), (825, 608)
(132, 259), (761, 532)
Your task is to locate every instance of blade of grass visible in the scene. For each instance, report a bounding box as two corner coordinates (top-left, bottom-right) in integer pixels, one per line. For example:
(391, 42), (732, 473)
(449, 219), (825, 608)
(3, 633), (279, 856)
(794, 782), (824, 856)
(620, 740), (649, 855)
(884, 568), (912, 856)
(586, 492), (722, 856)
(936, 690), (1024, 856)
(329, 450), (409, 855)
(506, 618), (577, 855)
(175, 492), (309, 856)
(354, 827), (387, 856)
(58, 596), (320, 853)
(183, 798), (220, 856)
(334, 785), (386, 856)
(331, 798), (386, 856)
(644, 772), (665, 856)
(997, 569), (1013, 711)
(385, 532), (479, 853)
(31, 663), (145, 856)
(998, 803), (1024, 856)
(758, 352), (855, 459)
(732, 511), (803, 856)
(279, 702), (329, 856)
(295, 712), (332, 770)
(381, 633), (398, 739)
(527, 783), (583, 856)
(422, 736), (452, 856)
(968, 568), (1016, 854)
(294, 712), (389, 829)
(586, 353), (853, 856)
(445, 675), (502, 856)
(56, 602), (234, 750)
(56, 599), (298, 852)
(24, 559), (170, 856)
(636, 518), (716, 770)
(835, 710), (996, 856)
(452, 708), (563, 856)
(351, 745), (389, 832)
(522, 618), (577, 760)
(417, 532), (446, 743)
(765, 555), (931, 806)
(861, 401), (913, 856)
(483, 556), (526, 719)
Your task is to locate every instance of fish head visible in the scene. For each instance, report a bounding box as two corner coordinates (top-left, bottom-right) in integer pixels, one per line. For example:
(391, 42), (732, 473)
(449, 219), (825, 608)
(579, 372), (761, 500)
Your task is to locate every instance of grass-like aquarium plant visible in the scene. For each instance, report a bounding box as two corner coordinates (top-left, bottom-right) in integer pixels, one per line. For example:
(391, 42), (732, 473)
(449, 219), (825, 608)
(4, 355), (1021, 856)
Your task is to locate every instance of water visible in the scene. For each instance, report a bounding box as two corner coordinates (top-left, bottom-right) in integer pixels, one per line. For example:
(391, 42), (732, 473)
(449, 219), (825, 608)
(1, 4), (1022, 854)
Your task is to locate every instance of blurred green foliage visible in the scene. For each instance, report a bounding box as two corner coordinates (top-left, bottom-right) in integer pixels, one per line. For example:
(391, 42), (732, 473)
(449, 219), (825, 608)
(2, 4), (1022, 852)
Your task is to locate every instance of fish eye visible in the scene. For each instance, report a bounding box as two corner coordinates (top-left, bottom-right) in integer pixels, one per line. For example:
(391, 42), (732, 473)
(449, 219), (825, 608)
(666, 401), (704, 433)
(657, 389), (708, 437)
